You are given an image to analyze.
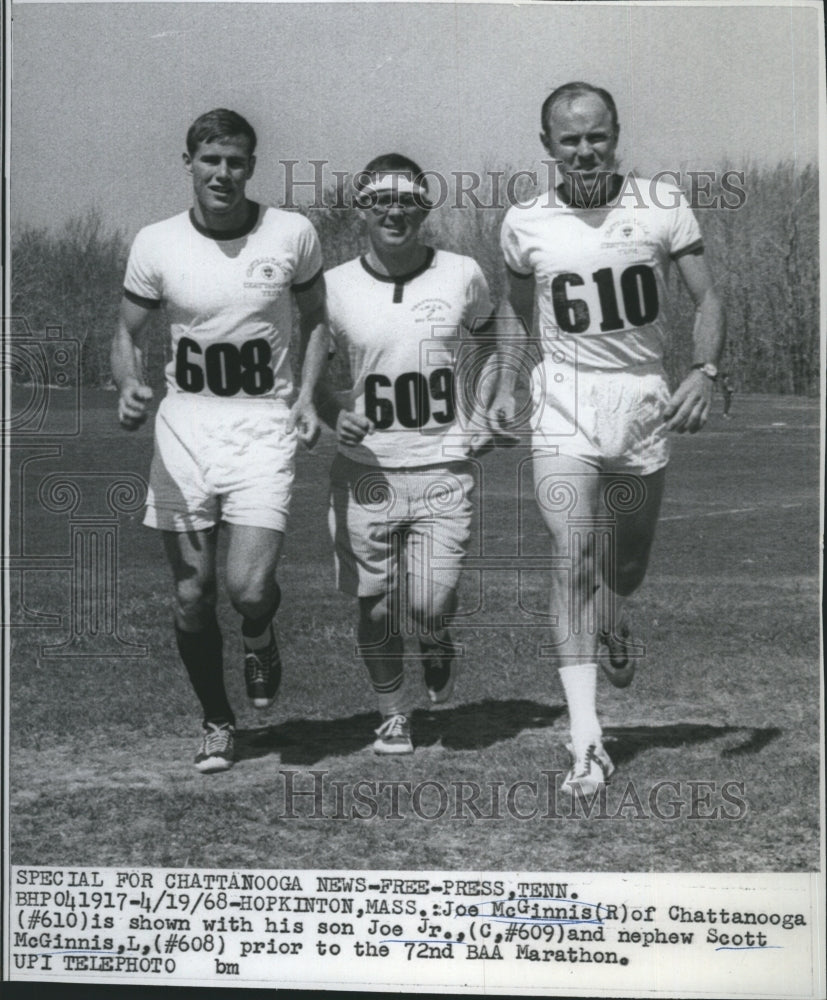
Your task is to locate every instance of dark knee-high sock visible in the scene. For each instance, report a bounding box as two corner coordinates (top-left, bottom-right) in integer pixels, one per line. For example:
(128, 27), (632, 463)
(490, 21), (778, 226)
(175, 613), (234, 727)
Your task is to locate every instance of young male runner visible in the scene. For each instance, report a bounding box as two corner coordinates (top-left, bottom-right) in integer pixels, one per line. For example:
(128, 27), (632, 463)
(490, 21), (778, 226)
(317, 154), (495, 754)
(492, 83), (725, 794)
(112, 109), (328, 773)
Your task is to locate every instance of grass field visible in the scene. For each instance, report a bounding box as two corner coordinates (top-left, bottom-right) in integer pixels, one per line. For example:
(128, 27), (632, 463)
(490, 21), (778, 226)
(7, 388), (822, 872)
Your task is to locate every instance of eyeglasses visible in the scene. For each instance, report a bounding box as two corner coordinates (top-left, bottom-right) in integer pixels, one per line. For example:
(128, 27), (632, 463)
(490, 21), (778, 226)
(357, 193), (429, 213)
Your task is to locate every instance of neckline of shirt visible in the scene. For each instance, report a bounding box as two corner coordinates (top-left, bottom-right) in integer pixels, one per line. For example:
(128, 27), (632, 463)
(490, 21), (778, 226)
(359, 246), (436, 284)
(554, 173), (625, 209)
(188, 201), (261, 240)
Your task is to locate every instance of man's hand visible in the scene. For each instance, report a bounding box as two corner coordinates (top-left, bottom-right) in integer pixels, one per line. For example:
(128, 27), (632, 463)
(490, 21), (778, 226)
(467, 408), (495, 457)
(488, 391), (521, 446)
(336, 409), (373, 446)
(118, 382), (153, 430)
(664, 369), (714, 433)
(289, 396), (322, 449)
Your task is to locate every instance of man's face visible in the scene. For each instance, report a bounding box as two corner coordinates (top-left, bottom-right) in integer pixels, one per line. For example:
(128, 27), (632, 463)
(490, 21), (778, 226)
(541, 93), (618, 188)
(358, 179), (429, 253)
(183, 136), (255, 217)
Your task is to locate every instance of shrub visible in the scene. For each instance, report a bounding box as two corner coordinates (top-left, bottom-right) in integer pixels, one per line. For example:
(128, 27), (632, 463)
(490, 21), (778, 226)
(9, 162), (819, 395)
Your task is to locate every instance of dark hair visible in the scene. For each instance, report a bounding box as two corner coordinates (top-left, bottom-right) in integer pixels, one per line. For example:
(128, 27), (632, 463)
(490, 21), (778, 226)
(186, 109), (257, 157)
(353, 152), (428, 194)
(540, 83), (619, 137)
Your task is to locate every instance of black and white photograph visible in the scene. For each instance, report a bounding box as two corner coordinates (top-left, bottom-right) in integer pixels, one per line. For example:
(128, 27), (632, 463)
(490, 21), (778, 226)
(3, 0), (825, 995)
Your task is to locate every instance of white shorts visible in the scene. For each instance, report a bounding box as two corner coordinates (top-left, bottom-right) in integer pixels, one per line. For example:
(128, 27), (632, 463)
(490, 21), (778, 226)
(531, 361), (671, 475)
(143, 393), (297, 533)
(328, 454), (475, 598)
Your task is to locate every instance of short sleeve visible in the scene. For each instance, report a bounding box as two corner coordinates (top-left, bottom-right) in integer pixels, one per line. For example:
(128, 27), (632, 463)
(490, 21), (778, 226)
(667, 189), (704, 259)
(324, 270), (343, 352)
(123, 227), (162, 305)
(500, 208), (532, 276)
(463, 261), (494, 334)
(292, 217), (324, 288)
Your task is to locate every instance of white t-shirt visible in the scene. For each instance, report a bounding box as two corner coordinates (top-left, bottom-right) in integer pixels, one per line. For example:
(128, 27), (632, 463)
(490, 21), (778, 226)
(326, 248), (493, 467)
(123, 203), (322, 401)
(500, 177), (703, 370)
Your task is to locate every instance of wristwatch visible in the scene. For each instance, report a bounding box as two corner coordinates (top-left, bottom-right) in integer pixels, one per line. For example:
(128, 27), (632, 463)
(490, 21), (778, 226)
(692, 362), (719, 381)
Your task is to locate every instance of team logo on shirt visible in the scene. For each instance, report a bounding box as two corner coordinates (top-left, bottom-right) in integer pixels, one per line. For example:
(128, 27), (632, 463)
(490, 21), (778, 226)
(602, 218), (654, 254)
(245, 257), (290, 296)
(411, 298), (452, 325)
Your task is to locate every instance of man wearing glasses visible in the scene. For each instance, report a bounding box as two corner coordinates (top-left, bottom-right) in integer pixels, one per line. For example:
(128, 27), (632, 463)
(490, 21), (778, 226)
(316, 154), (495, 754)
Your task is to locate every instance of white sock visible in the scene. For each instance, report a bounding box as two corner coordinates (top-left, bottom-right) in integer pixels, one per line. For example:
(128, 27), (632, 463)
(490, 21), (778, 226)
(558, 663), (602, 749)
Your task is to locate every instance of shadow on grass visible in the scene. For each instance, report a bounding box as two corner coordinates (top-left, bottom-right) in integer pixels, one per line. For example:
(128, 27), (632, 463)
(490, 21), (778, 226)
(604, 722), (783, 766)
(236, 706), (781, 767)
(236, 698), (567, 764)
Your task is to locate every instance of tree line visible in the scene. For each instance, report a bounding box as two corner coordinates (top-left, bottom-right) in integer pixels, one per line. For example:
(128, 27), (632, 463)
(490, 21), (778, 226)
(9, 161), (819, 396)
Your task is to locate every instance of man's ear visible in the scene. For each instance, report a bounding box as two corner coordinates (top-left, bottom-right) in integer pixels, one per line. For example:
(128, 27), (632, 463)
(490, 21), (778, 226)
(247, 154), (256, 179)
(182, 151), (193, 175)
(539, 130), (553, 157)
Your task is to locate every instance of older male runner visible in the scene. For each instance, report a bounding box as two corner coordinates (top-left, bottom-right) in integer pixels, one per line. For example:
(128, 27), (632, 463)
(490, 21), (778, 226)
(493, 83), (725, 794)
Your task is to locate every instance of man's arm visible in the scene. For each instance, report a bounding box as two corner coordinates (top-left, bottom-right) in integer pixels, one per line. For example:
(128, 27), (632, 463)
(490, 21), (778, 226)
(314, 374), (342, 432)
(489, 271), (535, 434)
(111, 297), (155, 430)
(663, 253), (726, 433)
(463, 334), (499, 455)
(291, 277), (330, 447)
(315, 372), (374, 446)
(301, 278), (375, 447)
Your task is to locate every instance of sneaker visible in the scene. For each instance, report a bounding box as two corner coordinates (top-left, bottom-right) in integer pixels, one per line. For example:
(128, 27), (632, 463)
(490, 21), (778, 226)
(598, 614), (636, 688)
(244, 632), (282, 709)
(423, 649), (456, 704)
(373, 714), (413, 755)
(561, 741), (615, 796)
(194, 722), (235, 774)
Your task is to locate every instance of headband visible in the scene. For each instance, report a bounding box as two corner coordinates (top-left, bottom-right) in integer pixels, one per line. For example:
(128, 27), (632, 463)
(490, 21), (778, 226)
(357, 173), (429, 198)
